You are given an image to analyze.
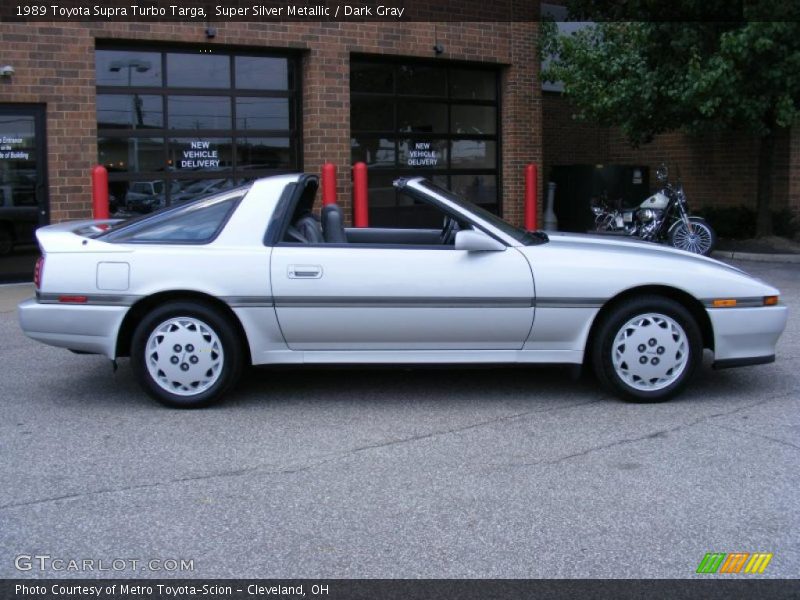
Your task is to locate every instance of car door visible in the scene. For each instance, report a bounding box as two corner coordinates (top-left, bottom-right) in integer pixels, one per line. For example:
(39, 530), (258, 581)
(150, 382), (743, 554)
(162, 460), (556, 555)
(270, 244), (534, 351)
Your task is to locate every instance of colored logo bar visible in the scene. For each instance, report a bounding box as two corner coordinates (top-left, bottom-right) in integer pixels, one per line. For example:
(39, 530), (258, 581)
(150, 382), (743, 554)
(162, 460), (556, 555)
(696, 552), (773, 574)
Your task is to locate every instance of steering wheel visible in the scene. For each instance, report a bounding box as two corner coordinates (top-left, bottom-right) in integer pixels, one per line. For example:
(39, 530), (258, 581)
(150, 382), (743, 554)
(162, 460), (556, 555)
(440, 215), (458, 245)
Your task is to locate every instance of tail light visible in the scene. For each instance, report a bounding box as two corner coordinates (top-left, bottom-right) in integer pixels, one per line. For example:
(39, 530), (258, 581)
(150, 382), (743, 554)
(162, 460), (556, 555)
(33, 256), (44, 290)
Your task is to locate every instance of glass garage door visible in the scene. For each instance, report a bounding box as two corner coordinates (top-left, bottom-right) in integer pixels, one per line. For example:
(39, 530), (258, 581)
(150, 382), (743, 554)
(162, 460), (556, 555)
(351, 58), (500, 228)
(96, 46), (301, 216)
(0, 105), (47, 283)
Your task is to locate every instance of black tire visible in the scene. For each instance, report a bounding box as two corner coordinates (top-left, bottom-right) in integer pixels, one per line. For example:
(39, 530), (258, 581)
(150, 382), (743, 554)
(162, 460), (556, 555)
(668, 217), (716, 256)
(130, 301), (244, 408)
(591, 296), (703, 403)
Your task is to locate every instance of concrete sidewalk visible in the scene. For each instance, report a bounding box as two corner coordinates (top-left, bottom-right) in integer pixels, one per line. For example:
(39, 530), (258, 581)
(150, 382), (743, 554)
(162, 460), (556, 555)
(0, 283), (33, 314)
(712, 250), (800, 264)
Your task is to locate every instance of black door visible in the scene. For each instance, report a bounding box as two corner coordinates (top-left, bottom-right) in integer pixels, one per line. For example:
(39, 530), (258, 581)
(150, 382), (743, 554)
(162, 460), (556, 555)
(0, 105), (48, 283)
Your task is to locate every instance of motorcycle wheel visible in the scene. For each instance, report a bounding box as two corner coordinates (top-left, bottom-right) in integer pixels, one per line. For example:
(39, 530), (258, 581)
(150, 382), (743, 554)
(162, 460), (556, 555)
(668, 217), (716, 256)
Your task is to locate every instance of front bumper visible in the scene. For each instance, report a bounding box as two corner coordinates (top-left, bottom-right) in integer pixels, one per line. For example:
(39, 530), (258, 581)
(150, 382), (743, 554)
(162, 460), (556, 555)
(18, 298), (129, 359)
(708, 305), (788, 367)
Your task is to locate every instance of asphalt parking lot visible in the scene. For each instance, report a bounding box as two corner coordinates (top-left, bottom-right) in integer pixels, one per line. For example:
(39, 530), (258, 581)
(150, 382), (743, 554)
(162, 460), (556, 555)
(0, 259), (797, 579)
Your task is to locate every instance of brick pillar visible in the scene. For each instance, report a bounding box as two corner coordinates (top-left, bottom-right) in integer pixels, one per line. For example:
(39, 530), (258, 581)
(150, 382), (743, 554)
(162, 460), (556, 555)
(500, 14), (541, 227)
(301, 39), (352, 221)
(0, 23), (96, 223)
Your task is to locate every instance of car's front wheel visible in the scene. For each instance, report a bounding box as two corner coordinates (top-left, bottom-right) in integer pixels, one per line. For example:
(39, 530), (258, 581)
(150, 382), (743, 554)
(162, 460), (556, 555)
(592, 296), (702, 402)
(131, 301), (243, 408)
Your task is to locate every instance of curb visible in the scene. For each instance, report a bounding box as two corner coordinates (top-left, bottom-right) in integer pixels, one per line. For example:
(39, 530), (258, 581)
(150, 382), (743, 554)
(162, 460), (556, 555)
(712, 250), (800, 264)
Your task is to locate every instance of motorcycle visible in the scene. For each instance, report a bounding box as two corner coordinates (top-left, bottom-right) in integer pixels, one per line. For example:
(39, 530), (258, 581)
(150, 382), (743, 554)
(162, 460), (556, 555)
(590, 165), (716, 256)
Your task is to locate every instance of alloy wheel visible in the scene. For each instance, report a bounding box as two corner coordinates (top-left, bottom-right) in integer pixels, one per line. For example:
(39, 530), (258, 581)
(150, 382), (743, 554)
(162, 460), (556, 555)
(145, 316), (224, 396)
(611, 312), (689, 392)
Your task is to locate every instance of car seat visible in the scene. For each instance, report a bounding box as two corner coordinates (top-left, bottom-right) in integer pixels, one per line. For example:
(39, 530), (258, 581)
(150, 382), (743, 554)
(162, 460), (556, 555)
(322, 204), (347, 243)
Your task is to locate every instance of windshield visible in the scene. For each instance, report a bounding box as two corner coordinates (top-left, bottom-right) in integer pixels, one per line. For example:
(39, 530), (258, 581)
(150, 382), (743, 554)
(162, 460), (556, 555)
(417, 180), (546, 245)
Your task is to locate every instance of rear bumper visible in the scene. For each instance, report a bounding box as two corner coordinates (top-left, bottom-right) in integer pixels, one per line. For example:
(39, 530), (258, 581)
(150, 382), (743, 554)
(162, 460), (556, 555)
(708, 305), (788, 367)
(17, 298), (128, 359)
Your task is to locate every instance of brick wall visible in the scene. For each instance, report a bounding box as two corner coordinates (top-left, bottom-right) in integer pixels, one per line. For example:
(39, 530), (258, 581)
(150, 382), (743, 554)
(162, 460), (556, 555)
(0, 25), (96, 221)
(543, 92), (798, 218)
(500, 21), (542, 226)
(605, 129), (760, 210)
(787, 128), (800, 220)
(542, 92), (607, 177)
(0, 14), (540, 225)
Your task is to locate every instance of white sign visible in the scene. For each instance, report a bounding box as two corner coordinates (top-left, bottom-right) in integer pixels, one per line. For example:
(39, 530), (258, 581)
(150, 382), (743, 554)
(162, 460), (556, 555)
(180, 141), (219, 169)
(407, 142), (439, 167)
(0, 135), (30, 160)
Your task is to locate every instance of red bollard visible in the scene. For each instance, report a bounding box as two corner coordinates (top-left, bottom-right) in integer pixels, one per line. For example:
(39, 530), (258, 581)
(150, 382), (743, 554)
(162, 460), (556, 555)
(524, 163), (538, 231)
(321, 162), (337, 206)
(353, 162), (369, 228)
(91, 165), (110, 220)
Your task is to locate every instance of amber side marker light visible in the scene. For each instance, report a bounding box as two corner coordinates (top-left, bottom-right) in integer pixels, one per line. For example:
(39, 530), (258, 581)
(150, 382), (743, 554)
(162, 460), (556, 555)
(764, 296), (779, 306)
(712, 299), (737, 308)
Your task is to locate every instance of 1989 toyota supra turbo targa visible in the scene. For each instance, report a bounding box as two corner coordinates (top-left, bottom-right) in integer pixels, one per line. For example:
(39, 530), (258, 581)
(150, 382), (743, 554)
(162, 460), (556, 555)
(19, 175), (788, 407)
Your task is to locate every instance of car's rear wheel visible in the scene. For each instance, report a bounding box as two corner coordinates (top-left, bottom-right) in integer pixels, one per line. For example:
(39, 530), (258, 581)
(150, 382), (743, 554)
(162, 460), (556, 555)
(592, 296), (702, 402)
(131, 301), (243, 408)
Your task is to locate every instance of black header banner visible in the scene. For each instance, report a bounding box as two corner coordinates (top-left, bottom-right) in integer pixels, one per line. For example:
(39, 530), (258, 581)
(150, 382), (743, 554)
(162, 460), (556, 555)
(2, 579), (800, 600)
(1, 0), (798, 22)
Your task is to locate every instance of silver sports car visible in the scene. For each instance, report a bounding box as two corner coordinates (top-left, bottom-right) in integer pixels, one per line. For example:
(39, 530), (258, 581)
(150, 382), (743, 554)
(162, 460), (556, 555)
(18, 174), (788, 407)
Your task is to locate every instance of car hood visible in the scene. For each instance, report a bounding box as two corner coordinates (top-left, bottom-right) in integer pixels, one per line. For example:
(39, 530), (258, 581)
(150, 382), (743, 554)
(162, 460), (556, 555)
(546, 231), (745, 272)
(518, 232), (780, 301)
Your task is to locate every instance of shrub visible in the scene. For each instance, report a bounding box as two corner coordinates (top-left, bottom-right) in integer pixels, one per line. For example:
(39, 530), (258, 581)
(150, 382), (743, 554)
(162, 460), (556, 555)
(697, 206), (755, 239)
(697, 206), (800, 239)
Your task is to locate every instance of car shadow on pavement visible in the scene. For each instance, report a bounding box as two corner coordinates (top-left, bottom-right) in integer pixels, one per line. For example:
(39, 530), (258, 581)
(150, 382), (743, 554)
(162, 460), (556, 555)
(228, 363), (601, 410)
(31, 352), (789, 411)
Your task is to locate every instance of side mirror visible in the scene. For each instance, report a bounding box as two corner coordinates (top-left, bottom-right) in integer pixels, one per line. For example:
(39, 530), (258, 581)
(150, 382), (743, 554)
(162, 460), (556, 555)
(455, 229), (506, 252)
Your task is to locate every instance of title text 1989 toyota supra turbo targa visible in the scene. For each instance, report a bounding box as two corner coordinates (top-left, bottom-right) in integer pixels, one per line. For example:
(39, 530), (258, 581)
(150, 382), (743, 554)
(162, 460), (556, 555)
(18, 175), (788, 407)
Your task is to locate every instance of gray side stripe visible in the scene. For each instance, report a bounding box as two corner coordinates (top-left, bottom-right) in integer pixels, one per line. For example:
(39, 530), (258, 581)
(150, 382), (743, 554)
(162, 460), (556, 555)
(222, 296), (276, 308)
(36, 293), (608, 310)
(269, 296), (605, 309)
(37, 293), (140, 306)
(272, 296), (532, 308)
(534, 298), (605, 309)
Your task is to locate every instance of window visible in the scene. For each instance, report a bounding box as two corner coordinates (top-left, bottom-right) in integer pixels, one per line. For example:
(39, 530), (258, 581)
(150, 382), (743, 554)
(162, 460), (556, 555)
(279, 182), (472, 248)
(96, 46), (301, 216)
(100, 189), (245, 243)
(167, 53), (230, 88)
(350, 58), (500, 228)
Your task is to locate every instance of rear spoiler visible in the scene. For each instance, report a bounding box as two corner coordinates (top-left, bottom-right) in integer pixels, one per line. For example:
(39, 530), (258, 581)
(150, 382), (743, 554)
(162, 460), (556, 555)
(35, 219), (125, 254)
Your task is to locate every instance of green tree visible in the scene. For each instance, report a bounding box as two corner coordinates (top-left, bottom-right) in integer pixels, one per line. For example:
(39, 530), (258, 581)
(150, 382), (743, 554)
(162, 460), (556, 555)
(541, 7), (800, 236)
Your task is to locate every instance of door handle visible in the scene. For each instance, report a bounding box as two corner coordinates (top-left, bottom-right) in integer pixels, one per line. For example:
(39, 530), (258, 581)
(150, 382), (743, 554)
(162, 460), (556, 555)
(288, 265), (323, 279)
